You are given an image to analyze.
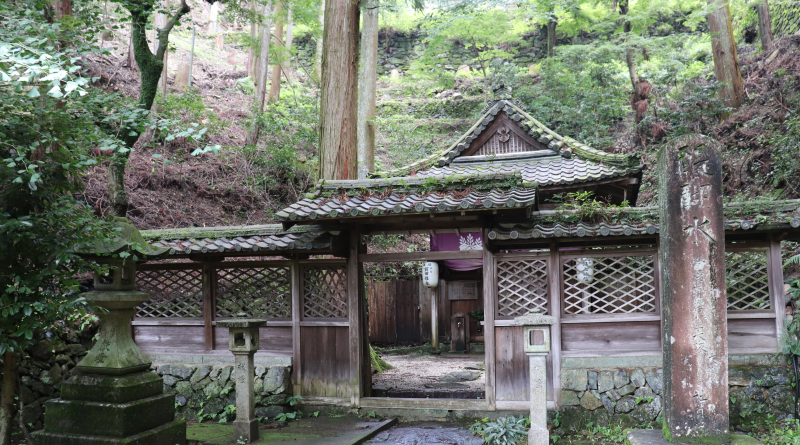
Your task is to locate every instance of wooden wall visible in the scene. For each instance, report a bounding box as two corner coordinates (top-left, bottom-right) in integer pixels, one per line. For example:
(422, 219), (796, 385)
(368, 279), (421, 344)
(438, 279), (484, 341)
(299, 326), (351, 397)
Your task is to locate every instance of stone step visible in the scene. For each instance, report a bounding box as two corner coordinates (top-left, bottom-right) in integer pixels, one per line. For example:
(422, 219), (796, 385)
(43, 393), (176, 437)
(60, 371), (163, 403)
(32, 418), (186, 445)
(626, 429), (762, 445)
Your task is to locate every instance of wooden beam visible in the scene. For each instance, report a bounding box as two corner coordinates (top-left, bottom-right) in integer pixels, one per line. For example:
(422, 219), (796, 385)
(483, 228), (497, 411)
(768, 235), (786, 345)
(291, 258), (302, 397)
(360, 397), (488, 411)
(359, 250), (483, 263)
(347, 227), (367, 406)
(202, 262), (215, 351)
(548, 241), (562, 409)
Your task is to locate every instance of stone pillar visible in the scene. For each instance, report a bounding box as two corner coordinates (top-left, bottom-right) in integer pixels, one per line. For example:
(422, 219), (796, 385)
(658, 135), (729, 443)
(217, 316), (267, 443)
(515, 311), (556, 445)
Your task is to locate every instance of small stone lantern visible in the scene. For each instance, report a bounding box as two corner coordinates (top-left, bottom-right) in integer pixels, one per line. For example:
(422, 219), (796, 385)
(515, 310), (556, 445)
(217, 314), (267, 443)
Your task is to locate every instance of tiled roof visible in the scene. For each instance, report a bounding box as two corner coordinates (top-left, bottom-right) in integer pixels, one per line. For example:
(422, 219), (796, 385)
(488, 201), (800, 240)
(140, 224), (341, 255)
(276, 187), (537, 222)
(375, 99), (641, 178)
(416, 156), (639, 187)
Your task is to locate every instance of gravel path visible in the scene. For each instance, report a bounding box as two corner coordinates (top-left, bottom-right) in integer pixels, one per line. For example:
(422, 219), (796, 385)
(373, 354), (485, 394)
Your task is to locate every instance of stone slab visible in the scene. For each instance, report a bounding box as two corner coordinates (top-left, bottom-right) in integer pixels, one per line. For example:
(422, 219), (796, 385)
(32, 419), (186, 445)
(626, 429), (761, 445)
(188, 417), (397, 444)
(60, 371), (162, 403)
(43, 393), (176, 437)
(148, 353), (292, 367)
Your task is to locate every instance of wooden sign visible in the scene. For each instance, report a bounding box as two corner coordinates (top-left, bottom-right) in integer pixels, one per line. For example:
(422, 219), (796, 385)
(448, 281), (478, 300)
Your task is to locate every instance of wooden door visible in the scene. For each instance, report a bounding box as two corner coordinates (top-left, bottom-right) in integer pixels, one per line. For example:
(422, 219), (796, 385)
(396, 280), (420, 344)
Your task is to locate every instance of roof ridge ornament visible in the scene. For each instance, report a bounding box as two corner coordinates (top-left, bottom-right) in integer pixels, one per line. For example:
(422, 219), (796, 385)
(480, 83), (518, 114)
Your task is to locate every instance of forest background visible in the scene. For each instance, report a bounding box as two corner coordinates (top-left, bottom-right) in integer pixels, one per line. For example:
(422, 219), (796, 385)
(1, 0), (799, 440)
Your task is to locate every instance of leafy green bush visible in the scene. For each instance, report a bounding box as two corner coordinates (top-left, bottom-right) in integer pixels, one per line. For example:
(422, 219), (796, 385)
(470, 416), (529, 445)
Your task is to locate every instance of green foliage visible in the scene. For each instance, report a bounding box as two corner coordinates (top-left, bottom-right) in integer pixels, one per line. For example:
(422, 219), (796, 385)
(470, 415), (530, 445)
(781, 278), (800, 356)
(515, 56), (627, 149)
(749, 416), (800, 445)
(370, 344), (394, 373)
(554, 191), (631, 224)
(0, 0), (117, 356)
(468, 309), (484, 322)
(218, 404), (236, 423)
(769, 113), (800, 195)
(584, 422), (626, 443)
(416, 7), (523, 77)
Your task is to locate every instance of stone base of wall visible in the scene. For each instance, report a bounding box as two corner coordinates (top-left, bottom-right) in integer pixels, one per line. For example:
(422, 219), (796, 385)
(557, 356), (794, 433)
(154, 363), (293, 422)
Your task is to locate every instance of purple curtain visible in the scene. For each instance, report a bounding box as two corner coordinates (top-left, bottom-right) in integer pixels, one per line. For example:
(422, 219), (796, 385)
(430, 232), (483, 271)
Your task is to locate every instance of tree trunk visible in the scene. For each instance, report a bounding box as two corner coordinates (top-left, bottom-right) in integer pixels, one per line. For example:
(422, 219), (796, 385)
(109, 0), (190, 217)
(315, 0), (324, 78)
(246, 3), (273, 146)
(756, 0), (774, 52)
(0, 351), (18, 445)
(248, 1), (256, 78)
(126, 25), (138, 70)
(547, 18), (557, 58)
(318, 0), (359, 180)
(357, 0), (378, 179)
(53, 0), (72, 19)
(707, 0), (744, 109)
(268, 3), (285, 103)
(284, 7), (294, 78)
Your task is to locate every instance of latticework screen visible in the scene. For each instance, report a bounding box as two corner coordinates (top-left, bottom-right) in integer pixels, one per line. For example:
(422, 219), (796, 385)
(303, 265), (348, 318)
(563, 254), (657, 315)
(497, 258), (548, 317)
(216, 266), (291, 318)
(726, 250), (771, 311)
(136, 268), (203, 317)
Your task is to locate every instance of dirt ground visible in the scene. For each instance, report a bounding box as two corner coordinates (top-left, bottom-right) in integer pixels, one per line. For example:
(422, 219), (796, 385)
(372, 353), (486, 399)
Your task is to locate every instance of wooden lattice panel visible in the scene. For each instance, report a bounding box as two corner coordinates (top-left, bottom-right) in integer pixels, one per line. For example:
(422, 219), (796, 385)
(135, 268), (203, 317)
(563, 255), (656, 315)
(726, 251), (771, 310)
(497, 259), (548, 317)
(216, 266), (291, 318)
(303, 266), (348, 318)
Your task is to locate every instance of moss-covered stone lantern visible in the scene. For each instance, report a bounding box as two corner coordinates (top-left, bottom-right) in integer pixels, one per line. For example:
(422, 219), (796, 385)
(33, 216), (186, 445)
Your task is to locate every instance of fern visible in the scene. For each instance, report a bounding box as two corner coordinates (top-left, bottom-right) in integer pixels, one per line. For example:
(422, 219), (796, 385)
(786, 254), (800, 267)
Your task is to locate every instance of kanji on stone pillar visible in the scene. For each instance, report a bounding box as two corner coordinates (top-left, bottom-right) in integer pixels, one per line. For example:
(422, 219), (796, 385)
(658, 135), (729, 443)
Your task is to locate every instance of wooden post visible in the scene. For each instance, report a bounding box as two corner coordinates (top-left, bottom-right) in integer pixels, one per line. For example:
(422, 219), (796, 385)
(548, 241), (562, 408)
(768, 235), (786, 344)
(431, 285), (439, 350)
(291, 258), (302, 397)
(348, 228), (367, 406)
(658, 135), (729, 443)
(203, 262), (216, 351)
(483, 228), (497, 410)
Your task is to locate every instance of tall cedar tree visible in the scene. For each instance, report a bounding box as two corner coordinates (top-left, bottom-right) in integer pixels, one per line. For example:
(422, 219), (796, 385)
(318, 0), (359, 180)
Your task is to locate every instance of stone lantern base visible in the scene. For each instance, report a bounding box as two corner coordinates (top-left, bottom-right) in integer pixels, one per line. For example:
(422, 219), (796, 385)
(32, 371), (186, 444)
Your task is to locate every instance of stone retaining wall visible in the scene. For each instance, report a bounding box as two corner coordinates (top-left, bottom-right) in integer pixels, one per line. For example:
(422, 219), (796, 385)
(556, 361), (794, 433)
(154, 363), (292, 421)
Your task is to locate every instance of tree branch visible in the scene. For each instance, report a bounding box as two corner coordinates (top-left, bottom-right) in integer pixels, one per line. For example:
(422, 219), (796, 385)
(156, 0), (190, 60)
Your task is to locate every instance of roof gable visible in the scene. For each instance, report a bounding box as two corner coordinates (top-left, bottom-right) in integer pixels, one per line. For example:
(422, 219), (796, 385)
(460, 111), (553, 157)
(374, 98), (642, 178)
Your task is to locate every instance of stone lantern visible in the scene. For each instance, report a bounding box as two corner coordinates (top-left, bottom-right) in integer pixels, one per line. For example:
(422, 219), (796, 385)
(34, 217), (186, 445)
(515, 310), (556, 445)
(217, 315), (268, 443)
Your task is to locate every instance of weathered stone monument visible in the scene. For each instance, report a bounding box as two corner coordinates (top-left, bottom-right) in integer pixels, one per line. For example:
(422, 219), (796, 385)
(515, 310), (556, 445)
(33, 217), (186, 444)
(174, 62), (191, 89)
(658, 135), (729, 443)
(217, 315), (267, 443)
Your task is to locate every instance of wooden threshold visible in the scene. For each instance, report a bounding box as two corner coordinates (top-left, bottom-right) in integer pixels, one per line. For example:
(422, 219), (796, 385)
(360, 397), (488, 411)
(561, 350), (661, 358)
(496, 400), (555, 411)
(299, 396), (351, 407)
